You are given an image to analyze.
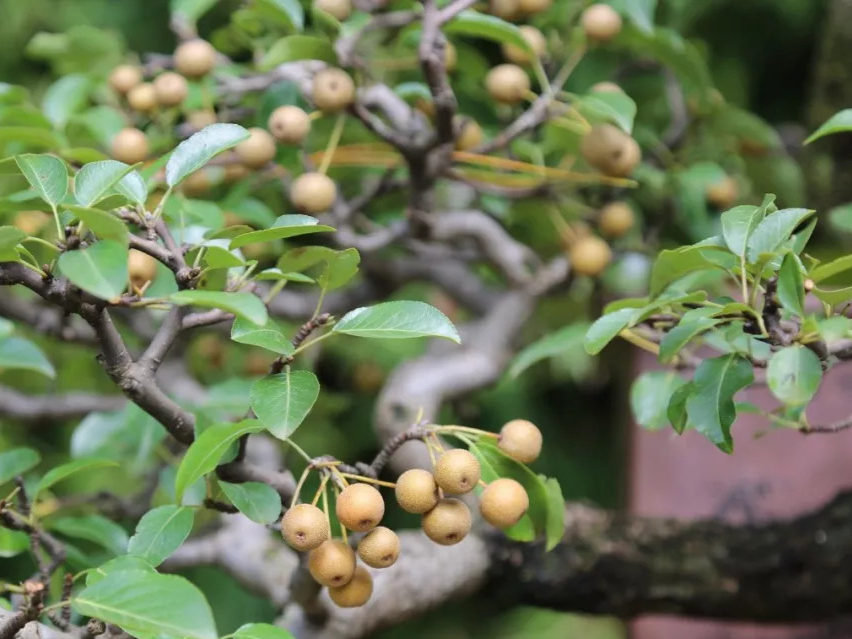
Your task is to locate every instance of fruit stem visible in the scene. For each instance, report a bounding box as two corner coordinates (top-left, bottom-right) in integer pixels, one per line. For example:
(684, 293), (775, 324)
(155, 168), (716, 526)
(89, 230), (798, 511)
(318, 113), (347, 176)
(290, 465), (313, 509)
(331, 467), (350, 487)
(435, 425), (496, 438)
(308, 111), (323, 121)
(338, 473), (396, 489)
(321, 476), (332, 540)
(313, 472), (331, 508)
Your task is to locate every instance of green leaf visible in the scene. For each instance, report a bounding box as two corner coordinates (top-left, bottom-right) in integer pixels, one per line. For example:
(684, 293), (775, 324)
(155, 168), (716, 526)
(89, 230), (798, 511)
(0, 227), (25, 251)
(72, 570), (217, 639)
(540, 476), (564, 551)
(812, 285), (852, 306)
(667, 382), (693, 434)
(233, 623), (295, 639)
(35, 458), (118, 497)
(510, 323), (591, 378)
(114, 171), (148, 207)
(58, 240), (129, 301)
(810, 254), (852, 284)
(685, 354), (753, 453)
(50, 515), (128, 555)
(805, 109), (852, 144)
(827, 203), (852, 234)
(171, 0), (218, 23)
(746, 208), (815, 263)
(720, 205), (761, 257)
(583, 307), (640, 355)
(0, 528), (30, 558)
(257, 0), (305, 31)
(86, 555), (155, 587)
(175, 420), (264, 501)
(630, 371), (688, 430)
(200, 246), (245, 269)
(0, 336), (55, 378)
(777, 253), (805, 317)
(260, 36), (337, 70)
(658, 308), (721, 364)
(15, 154), (67, 207)
(127, 505), (195, 566)
(318, 247), (360, 290)
(66, 205), (128, 243)
(229, 215), (334, 249)
(166, 124), (249, 187)
(0, 126), (61, 148)
(649, 244), (733, 297)
(170, 290), (267, 326)
(620, 0), (657, 32)
(42, 74), (90, 128)
(75, 160), (136, 207)
(250, 370), (320, 439)
(0, 447), (40, 485)
(767, 346), (822, 407)
(332, 301), (460, 342)
(443, 11), (529, 52)
(220, 481), (282, 524)
(577, 92), (637, 133)
(255, 269), (313, 283)
(231, 316), (294, 355)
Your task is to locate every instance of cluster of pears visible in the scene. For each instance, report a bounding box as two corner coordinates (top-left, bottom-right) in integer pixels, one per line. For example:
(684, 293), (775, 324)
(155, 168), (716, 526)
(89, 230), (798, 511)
(564, 201), (635, 277)
(280, 419), (542, 608)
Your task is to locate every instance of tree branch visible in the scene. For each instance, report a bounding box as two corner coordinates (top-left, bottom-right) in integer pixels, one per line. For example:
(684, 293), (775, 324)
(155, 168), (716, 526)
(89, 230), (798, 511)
(0, 385), (124, 422)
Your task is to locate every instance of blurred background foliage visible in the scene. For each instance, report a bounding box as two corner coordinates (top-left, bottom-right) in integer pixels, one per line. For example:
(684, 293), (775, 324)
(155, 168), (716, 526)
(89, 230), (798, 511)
(0, 0), (840, 637)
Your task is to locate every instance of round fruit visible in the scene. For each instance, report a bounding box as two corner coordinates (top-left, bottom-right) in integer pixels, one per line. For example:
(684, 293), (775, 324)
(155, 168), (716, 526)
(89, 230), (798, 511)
(127, 83), (157, 112)
(128, 249), (158, 289)
(485, 64), (530, 104)
(111, 128), (149, 165)
(336, 483), (385, 532)
(444, 42), (457, 72)
(498, 419), (542, 463)
(501, 26), (546, 65)
(433, 449), (481, 495)
(706, 176), (738, 209)
(312, 68), (356, 113)
(490, 0), (520, 20)
(517, 0), (551, 14)
(153, 72), (188, 107)
(290, 172), (337, 213)
(480, 478), (529, 529)
(181, 169), (213, 196)
(591, 81), (623, 94)
(455, 119), (483, 151)
(581, 124), (641, 177)
(395, 469), (439, 514)
(328, 565), (373, 608)
(109, 65), (142, 94)
(315, 0), (352, 21)
(581, 4), (623, 42)
(174, 39), (217, 78)
(235, 127), (277, 168)
(357, 526), (400, 568)
(282, 503), (329, 551)
(186, 110), (218, 129)
(570, 235), (612, 277)
(224, 163), (250, 182)
(598, 201), (635, 238)
(13, 211), (49, 235)
(308, 539), (356, 587)
(268, 105), (311, 144)
(421, 498), (471, 545)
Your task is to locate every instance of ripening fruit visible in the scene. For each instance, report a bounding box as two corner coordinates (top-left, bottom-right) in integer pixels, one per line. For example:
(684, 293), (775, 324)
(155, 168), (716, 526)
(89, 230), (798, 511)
(395, 469), (439, 514)
(111, 128), (149, 165)
(485, 64), (531, 104)
(581, 4), (623, 42)
(591, 81), (623, 94)
(444, 42), (457, 72)
(328, 565), (373, 607)
(182, 169), (213, 196)
(357, 526), (400, 568)
(498, 419), (542, 463)
(336, 483), (385, 532)
(109, 65), (142, 94)
(127, 83), (157, 112)
(581, 124), (641, 177)
(490, 0), (520, 20)
(153, 72), (188, 107)
(480, 478), (529, 529)
(128, 249), (158, 289)
(315, 0), (352, 21)
(706, 175), (738, 209)
(308, 539), (356, 587)
(290, 172), (337, 213)
(174, 39), (217, 78)
(421, 498), (471, 545)
(268, 105), (311, 144)
(570, 235), (612, 277)
(224, 163), (250, 183)
(13, 211), (49, 236)
(598, 201), (635, 238)
(455, 119), (483, 151)
(282, 503), (329, 551)
(235, 127), (277, 168)
(517, 0), (551, 15)
(433, 449), (481, 495)
(501, 26), (546, 65)
(186, 110), (218, 129)
(312, 68), (356, 113)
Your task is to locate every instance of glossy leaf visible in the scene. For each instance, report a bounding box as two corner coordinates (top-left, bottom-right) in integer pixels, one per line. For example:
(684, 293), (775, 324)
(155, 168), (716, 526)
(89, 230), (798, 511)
(746, 208), (815, 263)
(231, 316), (294, 355)
(0, 226), (25, 251)
(75, 160), (135, 206)
(443, 11), (529, 52)
(250, 370), (320, 439)
(649, 245), (732, 297)
(175, 420), (264, 501)
(0, 336), (55, 378)
(510, 323), (591, 378)
(86, 555), (155, 587)
(58, 240), (129, 301)
(220, 481), (282, 524)
(260, 36), (336, 70)
(258, 0), (305, 31)
(584, 307), (640, 354)
(114, 170), (148, 207)
(810, 254), (852, 284)
(0, 528), (30, 558)
(50, 515), (128, 555)
(42, 74), (90, 128)
(767, 346), (822, 407)
(35, 458), (118, 497)
(805, 109), (852, 144)
(229, 215), (334, 249)
(67, 205), (128, 242)
(170, 290), (267, 326)
(827, 203), (852, 234)
(578, 92), (637, 133)
(127, 505), (195, 566)
(777, 253), (805, 317)
(332, 301), (460, 342)
(166, 124), (249, 187)
(0, 447), (40, 485)
(720, 205), (761, 257)
(630, 371), (689, 431)
(15, 154), (67, 207)
(667, 382), (694, 434)
(72, 570), (217, 639)
(233, 623), (295, 639)
(658, 308), (721, 363)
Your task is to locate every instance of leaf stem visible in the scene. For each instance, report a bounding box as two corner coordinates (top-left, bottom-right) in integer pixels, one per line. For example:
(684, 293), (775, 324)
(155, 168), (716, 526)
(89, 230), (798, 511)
(338, 473), (397, 488)
(50, 204), (64, 240)
(290, 465), (313, 508)
(290, 330), (334, 357)
(318, 113), (347, 176)
(285, 439), (313, 463)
